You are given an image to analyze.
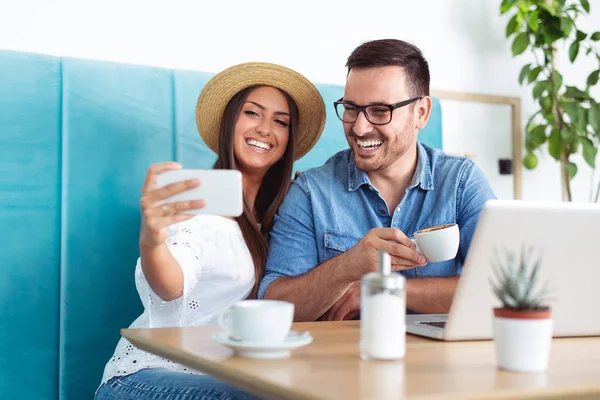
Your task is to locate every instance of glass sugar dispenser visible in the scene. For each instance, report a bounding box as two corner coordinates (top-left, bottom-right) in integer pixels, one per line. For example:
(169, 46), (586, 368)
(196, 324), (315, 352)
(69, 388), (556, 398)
(360, 250), (406, 360)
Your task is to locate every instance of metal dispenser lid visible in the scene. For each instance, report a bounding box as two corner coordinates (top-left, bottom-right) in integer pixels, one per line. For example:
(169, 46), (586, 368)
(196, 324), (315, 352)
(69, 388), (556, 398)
(362, 251), (406, 291)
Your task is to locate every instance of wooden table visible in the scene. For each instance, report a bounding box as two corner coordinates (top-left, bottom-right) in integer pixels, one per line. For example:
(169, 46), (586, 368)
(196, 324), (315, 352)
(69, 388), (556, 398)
(122, 321), (600, 400)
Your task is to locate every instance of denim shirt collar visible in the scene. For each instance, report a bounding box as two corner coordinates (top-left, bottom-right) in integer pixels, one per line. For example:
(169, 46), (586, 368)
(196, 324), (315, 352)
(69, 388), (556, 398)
(347, 142), (434, 192)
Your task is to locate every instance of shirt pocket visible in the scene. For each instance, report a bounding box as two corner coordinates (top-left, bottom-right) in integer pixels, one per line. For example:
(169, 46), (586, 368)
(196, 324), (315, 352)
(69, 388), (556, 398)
(324, 230), (363, 261)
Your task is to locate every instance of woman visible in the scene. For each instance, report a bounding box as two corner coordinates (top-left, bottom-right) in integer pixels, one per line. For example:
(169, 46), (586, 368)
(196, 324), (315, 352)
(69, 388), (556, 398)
(95, 62), (326, 400)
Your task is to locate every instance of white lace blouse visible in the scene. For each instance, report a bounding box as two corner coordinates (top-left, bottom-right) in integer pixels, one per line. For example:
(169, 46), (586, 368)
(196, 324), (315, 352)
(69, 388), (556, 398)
(100, 215), (255, 384)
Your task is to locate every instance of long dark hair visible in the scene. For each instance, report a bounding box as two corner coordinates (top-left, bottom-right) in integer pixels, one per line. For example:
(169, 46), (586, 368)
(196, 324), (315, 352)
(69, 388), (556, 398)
(213, 86), (298, 298)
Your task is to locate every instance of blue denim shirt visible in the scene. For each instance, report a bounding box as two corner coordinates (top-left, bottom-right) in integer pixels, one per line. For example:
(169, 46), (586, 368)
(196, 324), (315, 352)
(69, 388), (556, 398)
(258, 142), (496, 299)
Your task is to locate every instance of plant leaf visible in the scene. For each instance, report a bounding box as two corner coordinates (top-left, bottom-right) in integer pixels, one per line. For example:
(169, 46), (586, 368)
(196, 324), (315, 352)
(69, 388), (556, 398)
(528, 66), (542, 83)
(512, 32), (530, 56)
(569, 42), (580, 63)
(578, 108), (588, 131)
(519, 64), (531, 85)
(539, 96), (552, 111)
(589, 104), (600, 132)
(581, 137), (597, 168)
(540, 2), (557, 15)
(548, 128), (563, 160)
(532, 80), (550, 99)
(528, 11), (540, 32)
(581, 0), (590, 13)
(530, 125), (547, 145)
(524, 254), (542, 304)
(552, 70), (563, 90)
(532, 282), (552, 304)
(564, 86), (590, 100)
(576, 30), (587, 41)
(506, 13), (522, 37)
(587, 69), (600, 87)
(560, 126), (571, 140)
(563, 101), (580, 125)
(592, 32), (600, 41)
(570, 137), (581, 154)
(566, 161), (578, 179)
(561, 18), (573, 36)
(501, 0), (519, 14)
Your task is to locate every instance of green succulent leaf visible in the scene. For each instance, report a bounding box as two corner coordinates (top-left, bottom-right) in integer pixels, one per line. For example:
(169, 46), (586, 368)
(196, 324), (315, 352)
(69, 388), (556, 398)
(490, 246), (552, 310)
(591, 32), (600, 41)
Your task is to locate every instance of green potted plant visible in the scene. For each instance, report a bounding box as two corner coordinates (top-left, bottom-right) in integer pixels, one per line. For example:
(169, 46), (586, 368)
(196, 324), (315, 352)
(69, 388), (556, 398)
(490, 245), (553, 372)
(501, 0), (600, 201)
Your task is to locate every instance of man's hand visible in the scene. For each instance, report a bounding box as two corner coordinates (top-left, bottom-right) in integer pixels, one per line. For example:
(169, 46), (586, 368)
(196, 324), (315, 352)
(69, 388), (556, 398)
(345, 228), (427, 281)
(321, 282), (361, 321)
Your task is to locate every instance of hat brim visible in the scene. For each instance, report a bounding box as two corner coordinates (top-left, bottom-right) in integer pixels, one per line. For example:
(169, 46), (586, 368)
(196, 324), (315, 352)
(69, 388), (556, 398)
(196, 62), (326, 161)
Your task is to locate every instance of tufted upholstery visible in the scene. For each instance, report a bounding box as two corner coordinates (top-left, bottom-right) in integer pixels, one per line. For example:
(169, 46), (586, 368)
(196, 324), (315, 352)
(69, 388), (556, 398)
(0, 49), (443, 400)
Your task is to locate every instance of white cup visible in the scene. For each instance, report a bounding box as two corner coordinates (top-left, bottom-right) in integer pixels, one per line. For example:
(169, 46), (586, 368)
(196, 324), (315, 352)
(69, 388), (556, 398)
(411, 223), (460, 263)
(218, 300), (294, 344)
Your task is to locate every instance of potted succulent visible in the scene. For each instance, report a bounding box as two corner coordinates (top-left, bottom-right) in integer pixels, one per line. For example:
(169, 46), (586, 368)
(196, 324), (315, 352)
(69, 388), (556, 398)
(490, 246), (553, 372)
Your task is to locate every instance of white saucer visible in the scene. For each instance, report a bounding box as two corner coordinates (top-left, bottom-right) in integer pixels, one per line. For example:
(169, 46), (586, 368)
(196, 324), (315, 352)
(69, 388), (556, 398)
(212, 331), (313, 359)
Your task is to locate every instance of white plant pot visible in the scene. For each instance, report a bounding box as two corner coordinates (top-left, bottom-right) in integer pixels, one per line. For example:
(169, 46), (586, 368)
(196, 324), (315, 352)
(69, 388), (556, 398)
(493, 310), (553, 372)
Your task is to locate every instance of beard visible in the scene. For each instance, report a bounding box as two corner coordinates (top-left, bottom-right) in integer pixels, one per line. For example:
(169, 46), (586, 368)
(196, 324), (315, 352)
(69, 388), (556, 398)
(348, 118), (416, 173)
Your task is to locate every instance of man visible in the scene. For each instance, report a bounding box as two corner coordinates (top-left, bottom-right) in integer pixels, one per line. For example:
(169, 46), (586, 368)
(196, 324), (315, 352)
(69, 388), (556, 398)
(258, 39), (495, 321)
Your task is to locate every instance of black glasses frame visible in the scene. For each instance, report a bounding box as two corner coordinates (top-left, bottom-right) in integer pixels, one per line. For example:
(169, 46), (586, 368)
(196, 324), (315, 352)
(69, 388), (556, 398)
(333, 96), (422, 125)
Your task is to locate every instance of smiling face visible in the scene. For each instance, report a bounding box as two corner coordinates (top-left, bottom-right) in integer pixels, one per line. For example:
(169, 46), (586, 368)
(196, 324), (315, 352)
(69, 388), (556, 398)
(232, 86), (291, 175)
(342, 66), (425, 173)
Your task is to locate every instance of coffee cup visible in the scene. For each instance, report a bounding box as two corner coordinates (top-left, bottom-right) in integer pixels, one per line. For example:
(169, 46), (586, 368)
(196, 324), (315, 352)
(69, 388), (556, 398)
(218, 300), (294, 343)
(410, 223), (460, 263)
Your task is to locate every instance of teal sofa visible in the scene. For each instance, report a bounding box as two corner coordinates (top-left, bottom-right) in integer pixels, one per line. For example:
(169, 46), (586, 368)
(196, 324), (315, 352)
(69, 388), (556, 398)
(0, 49), (443, 400)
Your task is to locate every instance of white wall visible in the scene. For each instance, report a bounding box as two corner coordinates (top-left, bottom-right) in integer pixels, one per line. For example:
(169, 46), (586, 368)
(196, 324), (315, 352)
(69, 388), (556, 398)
(2, 0), (599, 202)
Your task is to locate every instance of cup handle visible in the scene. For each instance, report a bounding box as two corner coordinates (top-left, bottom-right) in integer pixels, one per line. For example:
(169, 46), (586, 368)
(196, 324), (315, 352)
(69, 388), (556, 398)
(218, 308), (233, 333)
(410, 238), (421, 253)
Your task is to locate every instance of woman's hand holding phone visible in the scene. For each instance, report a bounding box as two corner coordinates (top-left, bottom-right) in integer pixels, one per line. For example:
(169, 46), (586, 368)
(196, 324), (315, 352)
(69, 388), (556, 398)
(139, 162), (205, 249)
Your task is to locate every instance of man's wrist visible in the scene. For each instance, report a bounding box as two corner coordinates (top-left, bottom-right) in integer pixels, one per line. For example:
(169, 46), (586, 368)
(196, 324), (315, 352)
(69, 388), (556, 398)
(333, 250), (362, 284)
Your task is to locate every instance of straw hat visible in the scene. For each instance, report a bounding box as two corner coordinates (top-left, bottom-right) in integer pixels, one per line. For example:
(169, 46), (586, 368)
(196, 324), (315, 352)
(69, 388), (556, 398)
(196, 62), (326, 160)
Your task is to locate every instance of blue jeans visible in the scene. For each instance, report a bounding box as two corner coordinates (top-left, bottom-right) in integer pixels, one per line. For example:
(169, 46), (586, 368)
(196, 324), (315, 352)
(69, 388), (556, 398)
(95, 368), (261, 400)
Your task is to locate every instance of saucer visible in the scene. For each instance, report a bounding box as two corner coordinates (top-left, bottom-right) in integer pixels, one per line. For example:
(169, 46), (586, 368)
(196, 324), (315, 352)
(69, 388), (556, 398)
(211, 331), (313, 359)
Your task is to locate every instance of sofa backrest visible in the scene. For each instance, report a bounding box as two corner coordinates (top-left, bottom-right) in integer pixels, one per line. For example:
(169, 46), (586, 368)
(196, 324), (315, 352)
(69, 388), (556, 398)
(0, 49), (443, 400)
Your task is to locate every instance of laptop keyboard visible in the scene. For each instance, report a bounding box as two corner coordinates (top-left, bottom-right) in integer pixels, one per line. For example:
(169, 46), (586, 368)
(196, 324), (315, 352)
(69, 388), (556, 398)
(419, 321), (446, 328)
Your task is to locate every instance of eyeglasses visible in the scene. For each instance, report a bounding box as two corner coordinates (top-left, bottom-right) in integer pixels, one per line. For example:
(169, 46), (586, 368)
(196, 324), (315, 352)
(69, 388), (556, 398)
(333, 97), (422, 125)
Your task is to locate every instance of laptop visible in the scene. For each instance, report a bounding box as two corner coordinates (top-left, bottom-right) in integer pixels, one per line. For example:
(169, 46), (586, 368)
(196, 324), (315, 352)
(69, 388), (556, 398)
(406, 199), (600, 341)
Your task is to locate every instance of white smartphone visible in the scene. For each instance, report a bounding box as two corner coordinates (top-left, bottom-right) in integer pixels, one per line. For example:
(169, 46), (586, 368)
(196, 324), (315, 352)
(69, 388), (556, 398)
(155, 169), (243, 217)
